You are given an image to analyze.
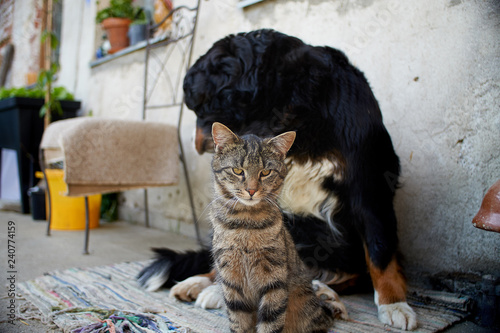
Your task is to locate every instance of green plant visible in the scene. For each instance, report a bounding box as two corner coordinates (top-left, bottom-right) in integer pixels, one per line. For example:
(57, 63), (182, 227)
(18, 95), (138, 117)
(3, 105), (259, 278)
(96, 0), (145, 23)
(130, 7), (148, 25)
(37, 62), (62, 117)
(130, 18), (149, 26)
(39, 2), (63, 122)
(0, 87), (44, 99)
(0, 86), (75, 111)
(100, 193), (119, 222)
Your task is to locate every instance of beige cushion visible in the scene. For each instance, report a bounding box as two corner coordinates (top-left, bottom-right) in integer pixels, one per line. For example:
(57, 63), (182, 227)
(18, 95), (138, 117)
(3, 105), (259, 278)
(40, 118), (179, 196)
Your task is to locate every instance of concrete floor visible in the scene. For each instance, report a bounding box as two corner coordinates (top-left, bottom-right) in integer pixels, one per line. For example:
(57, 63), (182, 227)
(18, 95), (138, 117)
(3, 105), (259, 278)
(0, 210), (495, 333)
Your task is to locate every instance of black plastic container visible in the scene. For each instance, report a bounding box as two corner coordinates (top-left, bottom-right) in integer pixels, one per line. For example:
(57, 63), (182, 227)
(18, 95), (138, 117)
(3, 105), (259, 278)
(28, 186), (46, 221)
(0, 97), (80, 213)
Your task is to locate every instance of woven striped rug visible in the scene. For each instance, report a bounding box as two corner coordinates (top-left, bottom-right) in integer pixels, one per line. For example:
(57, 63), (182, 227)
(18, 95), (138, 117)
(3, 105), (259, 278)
(17, 261), (470, 333)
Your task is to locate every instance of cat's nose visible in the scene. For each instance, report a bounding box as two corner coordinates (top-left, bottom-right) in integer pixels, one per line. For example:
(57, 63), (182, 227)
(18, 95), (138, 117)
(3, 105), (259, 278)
(247, 189), (257, 197)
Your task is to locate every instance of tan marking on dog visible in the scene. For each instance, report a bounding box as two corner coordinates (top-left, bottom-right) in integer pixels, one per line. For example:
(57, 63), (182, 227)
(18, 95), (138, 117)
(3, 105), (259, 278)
(364, 247), (407, 305)
(324, 272), (359, 286)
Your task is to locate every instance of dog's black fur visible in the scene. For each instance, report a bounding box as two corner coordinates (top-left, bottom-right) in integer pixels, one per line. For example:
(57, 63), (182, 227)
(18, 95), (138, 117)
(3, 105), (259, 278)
(139, 29), (401, 296)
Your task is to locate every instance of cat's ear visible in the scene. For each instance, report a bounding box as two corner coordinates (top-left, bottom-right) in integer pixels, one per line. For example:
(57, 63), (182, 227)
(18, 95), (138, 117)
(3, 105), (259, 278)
(267, 131), (296, 159)
(212, 122), (240, 152)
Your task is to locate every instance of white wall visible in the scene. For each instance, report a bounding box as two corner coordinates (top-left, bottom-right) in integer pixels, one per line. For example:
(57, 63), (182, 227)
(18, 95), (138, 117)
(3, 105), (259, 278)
(58, 0), (97, 113)
(57, 0), (500, 278)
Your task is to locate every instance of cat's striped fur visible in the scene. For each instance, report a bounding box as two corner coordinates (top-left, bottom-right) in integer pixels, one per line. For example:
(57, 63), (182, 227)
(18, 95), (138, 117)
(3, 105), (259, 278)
(210, 122), (343, 333)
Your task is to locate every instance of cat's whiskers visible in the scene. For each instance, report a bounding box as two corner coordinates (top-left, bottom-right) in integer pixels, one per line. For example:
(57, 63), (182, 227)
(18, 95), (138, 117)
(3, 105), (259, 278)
(265, 192), (284, 206)
(264, 197), (281, 211)
(269, 191), (292, 209)
(229, 197), (240, 214)
(214, 191), (242, 216)
(198, 193), (231, 218)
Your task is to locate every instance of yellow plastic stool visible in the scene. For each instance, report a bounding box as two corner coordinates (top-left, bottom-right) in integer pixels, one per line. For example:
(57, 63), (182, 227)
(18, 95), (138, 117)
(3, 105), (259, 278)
(45, 169), (101, 230)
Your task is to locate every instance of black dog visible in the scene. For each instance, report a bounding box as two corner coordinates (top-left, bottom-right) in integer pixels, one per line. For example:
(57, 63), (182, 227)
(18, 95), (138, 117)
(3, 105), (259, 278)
(138, 29), (417, 330)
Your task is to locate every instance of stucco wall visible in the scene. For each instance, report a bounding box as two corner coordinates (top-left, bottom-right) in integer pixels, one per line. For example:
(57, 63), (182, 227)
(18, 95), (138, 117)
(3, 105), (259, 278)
(3, 0), (43, 87)
(57, 0), (499, 278)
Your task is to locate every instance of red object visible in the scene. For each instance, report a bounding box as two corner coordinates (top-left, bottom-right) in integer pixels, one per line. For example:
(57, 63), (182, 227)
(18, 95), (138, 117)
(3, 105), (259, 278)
(101, 18), (132, 54)
(473, 180), (500, 233)
(163, 0), (173, 11)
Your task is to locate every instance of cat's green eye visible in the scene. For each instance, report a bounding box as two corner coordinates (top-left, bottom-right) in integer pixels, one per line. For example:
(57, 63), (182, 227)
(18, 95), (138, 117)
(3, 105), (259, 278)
(232, 168), (244, 175)
(260, 169), (271, 177)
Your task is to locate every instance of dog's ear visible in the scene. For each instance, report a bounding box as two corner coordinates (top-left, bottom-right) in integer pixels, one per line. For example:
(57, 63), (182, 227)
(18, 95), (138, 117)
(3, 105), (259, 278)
(267, 131), (296, 159)
(212, 122), (240, 152)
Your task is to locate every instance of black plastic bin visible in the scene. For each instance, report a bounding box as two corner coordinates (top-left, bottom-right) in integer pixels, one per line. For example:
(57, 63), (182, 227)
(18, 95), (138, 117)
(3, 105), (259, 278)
(0, 97), (80, 214)
(28, 186), (46, 221)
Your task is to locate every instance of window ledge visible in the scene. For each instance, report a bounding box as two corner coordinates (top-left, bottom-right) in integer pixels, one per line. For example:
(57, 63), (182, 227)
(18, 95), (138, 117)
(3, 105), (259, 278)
(238, 0), (265, 9)
(89, 35), (169, 68)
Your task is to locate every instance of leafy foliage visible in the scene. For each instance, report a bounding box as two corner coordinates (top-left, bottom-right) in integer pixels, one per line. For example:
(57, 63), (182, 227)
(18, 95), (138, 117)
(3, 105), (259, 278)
(0, 86), (74, 101)
(96, 0), (145, 23)
(41, 30), (59, 50)
(0, 85), (75, 117)
(0, 87), (44, 99)
(100, 193), (119, 222)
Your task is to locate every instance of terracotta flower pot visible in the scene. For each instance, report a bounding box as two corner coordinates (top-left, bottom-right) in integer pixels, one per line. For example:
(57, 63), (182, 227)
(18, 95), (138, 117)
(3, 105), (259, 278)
(101, 17), (132, 54)
(472, 179), (500, 233)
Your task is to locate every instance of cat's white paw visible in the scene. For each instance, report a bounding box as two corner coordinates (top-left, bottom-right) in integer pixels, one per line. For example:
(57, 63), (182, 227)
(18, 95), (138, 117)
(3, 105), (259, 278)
(169, 276), (212, 302)
(312, 280), (349, 320)
(195, 283), (224, 309)
(377, 302), (417, 331)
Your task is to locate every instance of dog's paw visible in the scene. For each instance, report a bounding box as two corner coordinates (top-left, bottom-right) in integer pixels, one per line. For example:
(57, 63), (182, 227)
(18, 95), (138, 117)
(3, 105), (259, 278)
(312, 280), (349, 320)
(195, 283), (224, 309)
(378, 302), (417, 331)
(169, 276), (212, 302)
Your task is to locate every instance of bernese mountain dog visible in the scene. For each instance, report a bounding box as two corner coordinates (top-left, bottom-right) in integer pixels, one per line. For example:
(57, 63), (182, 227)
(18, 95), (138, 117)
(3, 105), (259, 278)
(138, 29), (417, 330)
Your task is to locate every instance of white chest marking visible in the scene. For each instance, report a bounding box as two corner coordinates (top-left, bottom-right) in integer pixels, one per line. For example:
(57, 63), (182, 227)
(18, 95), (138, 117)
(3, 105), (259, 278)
(279, 157), (341, 234)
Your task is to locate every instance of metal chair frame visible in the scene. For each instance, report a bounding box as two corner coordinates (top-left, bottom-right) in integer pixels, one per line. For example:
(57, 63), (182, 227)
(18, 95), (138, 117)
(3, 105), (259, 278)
(41, 1), (203, 254)
(141, 3), (203, 245)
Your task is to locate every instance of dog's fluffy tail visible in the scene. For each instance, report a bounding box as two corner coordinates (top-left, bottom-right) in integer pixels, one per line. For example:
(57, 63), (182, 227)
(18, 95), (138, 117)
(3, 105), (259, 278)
(137, 248), (212, 291)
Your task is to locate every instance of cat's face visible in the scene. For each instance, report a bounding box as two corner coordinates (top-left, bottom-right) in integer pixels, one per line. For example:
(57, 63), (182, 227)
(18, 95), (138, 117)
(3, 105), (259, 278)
(211, 123), (296, 207)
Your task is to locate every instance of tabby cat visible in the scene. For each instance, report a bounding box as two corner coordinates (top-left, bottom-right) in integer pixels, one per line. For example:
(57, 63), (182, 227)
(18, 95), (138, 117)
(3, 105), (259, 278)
(210, 122), (347, 333)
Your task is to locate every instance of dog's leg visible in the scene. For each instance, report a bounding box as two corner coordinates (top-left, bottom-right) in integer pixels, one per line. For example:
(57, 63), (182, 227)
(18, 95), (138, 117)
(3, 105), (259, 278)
(170, 269), (216, 302)
(365, 249), (417, 330)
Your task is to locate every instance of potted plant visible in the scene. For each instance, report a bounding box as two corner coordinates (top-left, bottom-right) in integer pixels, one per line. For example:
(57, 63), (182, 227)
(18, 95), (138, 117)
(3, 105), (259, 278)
(0, 86), (80, 214)
(96, 0), (145, 54)
(128, 14), (150, 46)
(0, 0), (82, 215)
